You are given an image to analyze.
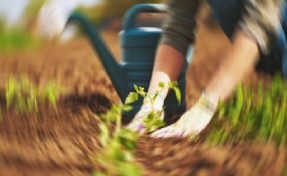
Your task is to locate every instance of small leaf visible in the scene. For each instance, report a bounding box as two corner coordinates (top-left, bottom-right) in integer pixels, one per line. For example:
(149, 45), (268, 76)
(118, 162), (141, 176)
(119, 129), (139, 142)
(138, 91), (146, 98)
(121, 105), (133, 112)
(135, 86), (146, 98)
(154, 119), (165, 127)
(158, 82), (165, 88)
(99, 123), (110, 147)
(134, 84), (139, 92)
(118, 129), (139, 150)
(168, 81), (178, 88)
(172, 87), (181, 105)
(125, 92), (138, 105)
(108, 143), (132, 161)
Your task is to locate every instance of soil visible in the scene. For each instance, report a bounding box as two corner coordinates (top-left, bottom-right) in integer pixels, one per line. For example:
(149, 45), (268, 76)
(0, 7), (286, 176)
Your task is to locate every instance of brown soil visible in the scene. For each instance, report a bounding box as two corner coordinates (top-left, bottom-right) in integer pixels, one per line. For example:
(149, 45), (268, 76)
(0, 7), (286, 176)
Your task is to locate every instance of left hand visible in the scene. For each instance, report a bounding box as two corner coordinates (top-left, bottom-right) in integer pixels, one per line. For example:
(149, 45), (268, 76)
(151, 95), (217, 138)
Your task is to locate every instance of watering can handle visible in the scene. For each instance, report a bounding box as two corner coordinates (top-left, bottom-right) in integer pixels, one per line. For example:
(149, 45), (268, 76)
(123, 4), (167, 31)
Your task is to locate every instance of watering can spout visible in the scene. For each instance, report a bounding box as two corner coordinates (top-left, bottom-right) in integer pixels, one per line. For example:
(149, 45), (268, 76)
(68, 12), (127, 101)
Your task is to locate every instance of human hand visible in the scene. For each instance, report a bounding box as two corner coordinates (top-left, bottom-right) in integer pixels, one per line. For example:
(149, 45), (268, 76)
(126, 97), (164, 135)
(151, 95), (217, 138)
(37, 0), (72, 40)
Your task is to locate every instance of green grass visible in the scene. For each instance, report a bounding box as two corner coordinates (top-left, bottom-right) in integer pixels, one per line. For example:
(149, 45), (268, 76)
(206, 76), (287, 146)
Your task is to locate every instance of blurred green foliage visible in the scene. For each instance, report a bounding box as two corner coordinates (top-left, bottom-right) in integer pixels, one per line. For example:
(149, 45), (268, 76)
(0, 0), (44, 53)
(0, 29), (41, 53)
(206, 75), (287, 147)
(0, 0), (164, 52)
(4, 75), (63, 116)
(76, 0), (163, 25)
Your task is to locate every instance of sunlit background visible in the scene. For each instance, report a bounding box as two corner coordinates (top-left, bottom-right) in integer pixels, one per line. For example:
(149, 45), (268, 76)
(0, 0), (162, 52)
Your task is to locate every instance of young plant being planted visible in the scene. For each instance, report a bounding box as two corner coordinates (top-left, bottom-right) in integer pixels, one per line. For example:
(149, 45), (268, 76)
(4, 75), (63, 115)
(93, 82), (181, 176)
(126, 81), (181, 133)
(93, 96), (141, 176)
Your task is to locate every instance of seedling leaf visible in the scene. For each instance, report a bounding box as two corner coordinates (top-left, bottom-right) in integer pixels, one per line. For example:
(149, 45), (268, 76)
(99, 123), (110, 147)
(125, 92), (138, 105)
(172, 87), (181, 105)
(158, 82), (165, 88)
(121, 105), (133, 112)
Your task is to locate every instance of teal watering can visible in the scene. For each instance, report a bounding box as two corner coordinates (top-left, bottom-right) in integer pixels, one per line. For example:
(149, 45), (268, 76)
(68, 4), (192, 116)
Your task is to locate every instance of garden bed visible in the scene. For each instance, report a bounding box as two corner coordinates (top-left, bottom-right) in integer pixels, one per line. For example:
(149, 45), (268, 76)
(0, 18), (286, 176)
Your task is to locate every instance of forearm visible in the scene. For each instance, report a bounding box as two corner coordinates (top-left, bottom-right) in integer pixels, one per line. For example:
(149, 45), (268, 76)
(205, 30), (259, 104)
(148, 0), (200, 97)
(148, 44), (186, 97)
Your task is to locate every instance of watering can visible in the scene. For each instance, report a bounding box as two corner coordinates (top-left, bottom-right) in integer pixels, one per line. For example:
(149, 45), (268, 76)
(68, 4), (192, 116)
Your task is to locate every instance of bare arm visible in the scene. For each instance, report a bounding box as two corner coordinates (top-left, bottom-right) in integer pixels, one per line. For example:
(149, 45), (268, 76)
(205, 30), (259, 104)
(147, 44), (186, 97)
(147, 0), (201, 97)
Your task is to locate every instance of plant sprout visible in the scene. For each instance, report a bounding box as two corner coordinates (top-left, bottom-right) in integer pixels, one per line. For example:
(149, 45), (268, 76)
(93, 101), (141, 176)
(93, 81), (181, 176)
(40, 80), (63, 108)
(125, 81), (181, 132)
(5, 76), (38, 114)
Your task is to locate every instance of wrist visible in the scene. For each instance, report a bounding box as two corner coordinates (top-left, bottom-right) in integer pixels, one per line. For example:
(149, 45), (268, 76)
(197, 93), (218, 113)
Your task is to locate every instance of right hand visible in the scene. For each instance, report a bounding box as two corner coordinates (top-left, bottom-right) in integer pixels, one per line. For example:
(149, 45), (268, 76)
(37, 0), (72, 40)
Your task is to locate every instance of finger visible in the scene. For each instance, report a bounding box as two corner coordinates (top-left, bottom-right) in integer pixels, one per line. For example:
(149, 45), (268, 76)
(150, 127), (168, 137)
(161, 128), (183, 138)
(151, 126), (174, 138)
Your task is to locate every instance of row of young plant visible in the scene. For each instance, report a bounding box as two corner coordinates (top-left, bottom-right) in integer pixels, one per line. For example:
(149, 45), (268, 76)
(0, 75), (62, 119)
(92, 82), (180, 176)
(206, 75), (287, 147)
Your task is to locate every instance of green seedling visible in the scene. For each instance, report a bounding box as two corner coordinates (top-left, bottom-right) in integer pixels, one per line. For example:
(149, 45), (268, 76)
(40, 80), (63, 107)
(4, 75), (63, 116)
(126, 81), (181, 132)
(5, 76), (38, 114)
(143, 110), (165, 132)
(94, 102), (141, 176)
(93, 81), (181, 176)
